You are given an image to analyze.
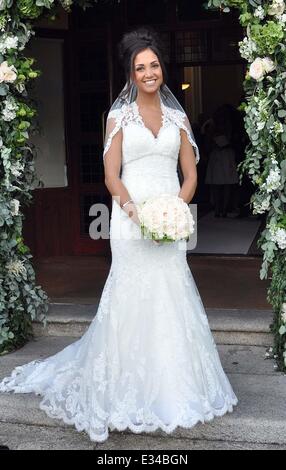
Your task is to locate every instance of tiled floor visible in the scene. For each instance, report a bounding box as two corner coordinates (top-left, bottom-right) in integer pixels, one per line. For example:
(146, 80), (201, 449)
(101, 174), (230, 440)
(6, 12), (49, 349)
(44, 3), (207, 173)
(196, 205), (265, 256)
(34, 254), (271, 310)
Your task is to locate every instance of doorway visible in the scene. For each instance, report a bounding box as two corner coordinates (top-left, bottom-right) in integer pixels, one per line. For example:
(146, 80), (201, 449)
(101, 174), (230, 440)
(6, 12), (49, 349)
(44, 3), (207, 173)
(175, 64), (263, 256)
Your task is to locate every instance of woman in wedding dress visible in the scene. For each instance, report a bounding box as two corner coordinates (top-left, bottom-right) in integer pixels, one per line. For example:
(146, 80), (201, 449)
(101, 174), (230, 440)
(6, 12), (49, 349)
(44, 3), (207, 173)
(0, 27), (237, 443)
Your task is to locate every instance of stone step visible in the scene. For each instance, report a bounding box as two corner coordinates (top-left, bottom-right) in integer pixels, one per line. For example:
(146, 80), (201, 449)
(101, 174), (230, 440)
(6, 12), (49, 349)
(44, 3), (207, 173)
(33, 303), (273, 347)
(1, 422), (286, 450)
(1, 336), (286, 449)
(0, 337), (277, 379)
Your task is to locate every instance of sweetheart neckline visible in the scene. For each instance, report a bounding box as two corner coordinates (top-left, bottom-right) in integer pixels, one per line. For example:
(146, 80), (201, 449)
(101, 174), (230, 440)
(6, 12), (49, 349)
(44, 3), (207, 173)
(133, 101), (165, 140)
(126, 120), (179, 144)
(139, 122), (168, 142)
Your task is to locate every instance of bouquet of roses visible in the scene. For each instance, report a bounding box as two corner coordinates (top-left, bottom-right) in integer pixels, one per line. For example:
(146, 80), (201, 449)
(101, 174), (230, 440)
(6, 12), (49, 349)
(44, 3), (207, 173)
(137, 194), (195, 243)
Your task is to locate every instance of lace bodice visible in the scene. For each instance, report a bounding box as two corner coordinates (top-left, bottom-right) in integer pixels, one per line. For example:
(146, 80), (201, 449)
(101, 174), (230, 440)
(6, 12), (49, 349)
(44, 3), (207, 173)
(103, 100), (200, 167)
(104, 100), (199, 210)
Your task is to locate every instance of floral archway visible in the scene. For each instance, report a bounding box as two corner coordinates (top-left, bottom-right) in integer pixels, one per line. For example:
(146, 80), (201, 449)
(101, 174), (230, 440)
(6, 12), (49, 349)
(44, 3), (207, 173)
(0, 0), (286, 371)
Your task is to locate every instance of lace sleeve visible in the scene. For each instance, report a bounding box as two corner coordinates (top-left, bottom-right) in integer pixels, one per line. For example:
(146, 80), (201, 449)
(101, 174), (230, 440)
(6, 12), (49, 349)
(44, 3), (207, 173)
(103, 108), (123, 159)
(173, 110), (200, 165)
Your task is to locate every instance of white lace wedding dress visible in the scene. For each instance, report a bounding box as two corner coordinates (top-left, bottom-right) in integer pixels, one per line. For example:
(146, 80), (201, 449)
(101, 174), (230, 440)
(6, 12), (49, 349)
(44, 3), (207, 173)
(0, 100), (238, 442)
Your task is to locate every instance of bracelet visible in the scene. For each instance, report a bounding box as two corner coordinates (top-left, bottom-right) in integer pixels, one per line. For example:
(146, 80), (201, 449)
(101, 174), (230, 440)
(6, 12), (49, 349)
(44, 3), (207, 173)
(121, 199), (134, 209)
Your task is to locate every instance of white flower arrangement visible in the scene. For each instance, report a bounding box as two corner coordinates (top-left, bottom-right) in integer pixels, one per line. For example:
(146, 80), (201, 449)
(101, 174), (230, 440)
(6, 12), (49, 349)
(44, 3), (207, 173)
(10, 161), (24, 178)
(252, 194), (271, 214)
(269, 225), (286, 249)
(2, 95), (18, 121)
(137, 194), (195, 243)
(270, 121), (284, 137)
(254, 6), (266, 20)
(262, 166), (281, 193)
(239, 36), (257, 62)
(0, 33), (18, 54)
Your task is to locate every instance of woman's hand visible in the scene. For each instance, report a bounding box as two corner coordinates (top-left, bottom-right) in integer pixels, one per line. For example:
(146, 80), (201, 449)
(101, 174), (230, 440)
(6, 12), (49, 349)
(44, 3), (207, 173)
(122, 202), (141, 226)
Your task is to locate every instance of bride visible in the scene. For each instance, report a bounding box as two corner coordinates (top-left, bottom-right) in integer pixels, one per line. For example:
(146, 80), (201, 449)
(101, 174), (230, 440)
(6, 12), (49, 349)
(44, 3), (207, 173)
(0, 27), (238, 443)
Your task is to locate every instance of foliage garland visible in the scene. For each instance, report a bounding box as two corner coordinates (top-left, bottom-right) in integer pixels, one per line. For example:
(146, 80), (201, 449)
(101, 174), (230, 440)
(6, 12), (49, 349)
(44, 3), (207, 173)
(0, 0), (93, 354)
(207, 0), (286, 371)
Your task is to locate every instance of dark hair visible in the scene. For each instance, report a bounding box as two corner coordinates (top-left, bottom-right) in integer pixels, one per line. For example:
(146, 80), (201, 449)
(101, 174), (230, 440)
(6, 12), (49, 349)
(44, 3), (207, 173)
(117, 26), (168, 102)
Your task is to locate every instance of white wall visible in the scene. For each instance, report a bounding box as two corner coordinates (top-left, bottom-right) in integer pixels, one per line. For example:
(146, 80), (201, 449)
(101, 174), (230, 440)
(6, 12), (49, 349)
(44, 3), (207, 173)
(26, 37), (68, 188)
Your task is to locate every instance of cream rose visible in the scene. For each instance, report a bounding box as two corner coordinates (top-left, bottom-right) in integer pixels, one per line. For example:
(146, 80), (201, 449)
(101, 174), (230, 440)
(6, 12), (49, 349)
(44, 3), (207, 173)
(262, 57), (276, 73)
(249, 58), (265, 81)
(0, 61), (17, 83)
(268, 0), (285, 16)
(249, 57), (276, 81)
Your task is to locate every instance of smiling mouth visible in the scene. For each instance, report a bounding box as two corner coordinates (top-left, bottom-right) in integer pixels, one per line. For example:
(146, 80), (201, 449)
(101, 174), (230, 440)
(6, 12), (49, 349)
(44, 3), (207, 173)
(144, 79), (157, 85)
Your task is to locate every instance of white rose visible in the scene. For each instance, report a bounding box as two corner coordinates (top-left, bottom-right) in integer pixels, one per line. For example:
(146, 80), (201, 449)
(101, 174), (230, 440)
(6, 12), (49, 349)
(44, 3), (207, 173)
(249, 58), (265, 81)
(268, 0), (285, 16)
(5, 36), (18, 50)
(0, 61), (17, 83)
(262, 57), (276, 73)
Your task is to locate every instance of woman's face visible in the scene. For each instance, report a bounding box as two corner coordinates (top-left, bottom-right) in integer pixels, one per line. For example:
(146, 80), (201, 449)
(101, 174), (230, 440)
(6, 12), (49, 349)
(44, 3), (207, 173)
(133, 48), (163, 94)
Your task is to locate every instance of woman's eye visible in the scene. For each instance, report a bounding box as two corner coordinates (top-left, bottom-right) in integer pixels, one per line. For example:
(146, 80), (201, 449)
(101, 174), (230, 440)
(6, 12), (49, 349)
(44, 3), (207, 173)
(136, 64), (159, 72)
